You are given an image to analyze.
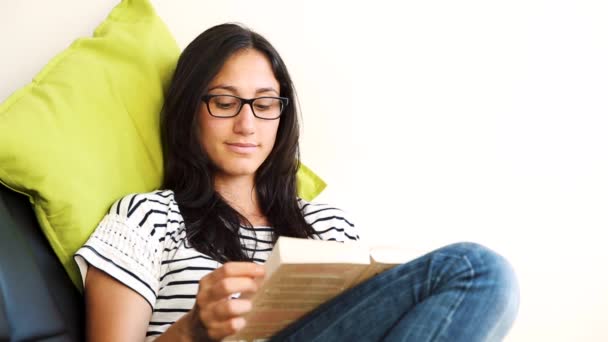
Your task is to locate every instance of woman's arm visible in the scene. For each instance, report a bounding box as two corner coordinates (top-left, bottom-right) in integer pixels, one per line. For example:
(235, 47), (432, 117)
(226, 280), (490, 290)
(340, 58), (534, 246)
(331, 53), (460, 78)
(85, 266), (199, 342)
(85, 263), (264, 342)
(84, 266), (153, 341)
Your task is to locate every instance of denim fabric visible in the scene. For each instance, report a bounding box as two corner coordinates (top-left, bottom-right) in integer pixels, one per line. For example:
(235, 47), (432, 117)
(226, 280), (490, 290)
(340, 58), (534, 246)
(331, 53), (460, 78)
(268, 242), (520, 342)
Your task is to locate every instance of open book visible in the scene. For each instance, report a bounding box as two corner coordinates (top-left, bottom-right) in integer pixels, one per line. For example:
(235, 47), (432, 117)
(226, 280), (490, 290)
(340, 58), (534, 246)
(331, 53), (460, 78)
(225, 236), (422, 341)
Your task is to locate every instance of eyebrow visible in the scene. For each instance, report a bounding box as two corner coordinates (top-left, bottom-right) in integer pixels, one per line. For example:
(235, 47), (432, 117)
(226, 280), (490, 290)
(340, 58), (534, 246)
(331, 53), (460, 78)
(207, 84), (279, 96)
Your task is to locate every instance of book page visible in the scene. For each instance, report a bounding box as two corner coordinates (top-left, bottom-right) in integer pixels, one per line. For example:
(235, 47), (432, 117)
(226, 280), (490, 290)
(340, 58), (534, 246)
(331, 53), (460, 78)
(351, 260), (395, 286)
(370, 245), (424, 265)
(352, 245), (425, 287)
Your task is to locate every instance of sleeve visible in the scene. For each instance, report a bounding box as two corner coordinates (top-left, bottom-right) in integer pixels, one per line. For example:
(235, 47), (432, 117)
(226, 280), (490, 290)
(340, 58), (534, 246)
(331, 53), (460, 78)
(74, 193), (166, 308)
(299, 199), (360, 242)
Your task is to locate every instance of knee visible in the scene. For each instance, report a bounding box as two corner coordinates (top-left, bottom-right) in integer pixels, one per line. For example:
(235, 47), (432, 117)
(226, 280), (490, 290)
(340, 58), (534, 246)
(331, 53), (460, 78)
(438, 242), (520, 317)
(439, 242), (519, 287)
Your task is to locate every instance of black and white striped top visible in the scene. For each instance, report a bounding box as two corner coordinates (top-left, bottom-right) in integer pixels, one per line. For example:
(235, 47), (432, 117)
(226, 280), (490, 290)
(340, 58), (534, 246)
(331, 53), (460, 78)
(74, 189), (358, 340)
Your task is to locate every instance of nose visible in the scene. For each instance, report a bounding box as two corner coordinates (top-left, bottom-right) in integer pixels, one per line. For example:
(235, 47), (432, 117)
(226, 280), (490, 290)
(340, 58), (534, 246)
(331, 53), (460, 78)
(233, 102), (255, 135)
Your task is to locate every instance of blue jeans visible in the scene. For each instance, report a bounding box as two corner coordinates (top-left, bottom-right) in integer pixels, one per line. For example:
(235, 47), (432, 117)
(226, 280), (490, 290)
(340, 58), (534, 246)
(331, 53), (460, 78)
(269, 242), (520, 342)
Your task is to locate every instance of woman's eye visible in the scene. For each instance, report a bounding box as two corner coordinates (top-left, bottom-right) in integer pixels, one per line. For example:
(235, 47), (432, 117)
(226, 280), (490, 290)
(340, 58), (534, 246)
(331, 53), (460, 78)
(254, 99), (279, 111)
(215, 101), (237, 109)
(254, 104), (271, 111)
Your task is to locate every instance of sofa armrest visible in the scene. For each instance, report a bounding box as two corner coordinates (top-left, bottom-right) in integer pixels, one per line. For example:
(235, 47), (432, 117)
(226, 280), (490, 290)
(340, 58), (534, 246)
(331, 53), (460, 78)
(0, 186), (84, 341)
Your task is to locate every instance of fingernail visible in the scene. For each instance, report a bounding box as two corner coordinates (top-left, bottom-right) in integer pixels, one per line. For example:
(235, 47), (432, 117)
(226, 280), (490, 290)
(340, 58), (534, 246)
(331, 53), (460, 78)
(233, 318), (246, 330)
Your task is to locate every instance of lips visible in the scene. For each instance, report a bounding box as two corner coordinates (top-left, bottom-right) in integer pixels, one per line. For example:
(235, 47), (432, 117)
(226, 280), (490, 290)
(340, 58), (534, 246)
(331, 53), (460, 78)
(227, 142), (257, 147)
(225, 142), (258, 154)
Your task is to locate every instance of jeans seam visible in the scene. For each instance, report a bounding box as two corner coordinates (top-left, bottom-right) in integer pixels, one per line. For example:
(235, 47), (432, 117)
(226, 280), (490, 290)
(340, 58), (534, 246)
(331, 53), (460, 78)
(485, 266), (520, 342)
(380, 277), (436, 341)
(429, 254), (475, 342)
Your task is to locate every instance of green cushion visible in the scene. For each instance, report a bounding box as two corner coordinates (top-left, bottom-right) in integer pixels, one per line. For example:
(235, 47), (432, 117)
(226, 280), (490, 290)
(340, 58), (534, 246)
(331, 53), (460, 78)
(0, 0), (325, 291)
(296, 163), (326, 203)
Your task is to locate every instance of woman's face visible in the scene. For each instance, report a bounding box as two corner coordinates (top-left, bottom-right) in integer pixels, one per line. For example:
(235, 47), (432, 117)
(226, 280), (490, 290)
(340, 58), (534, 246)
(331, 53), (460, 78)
(198, 49), (281, 180)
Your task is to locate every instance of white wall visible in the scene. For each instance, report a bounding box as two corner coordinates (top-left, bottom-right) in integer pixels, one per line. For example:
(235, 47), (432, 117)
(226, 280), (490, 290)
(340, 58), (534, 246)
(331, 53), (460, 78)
(1, 1), (607, 340)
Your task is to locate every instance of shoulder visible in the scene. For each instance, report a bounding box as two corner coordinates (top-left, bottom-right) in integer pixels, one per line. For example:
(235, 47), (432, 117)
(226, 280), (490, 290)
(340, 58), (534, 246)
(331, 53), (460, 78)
(298, 198), (359, 242)
(87, 189), (180, 254)
(106, 189), (181, 233)
(110, 189), (176, 221)
(298, 198), (353, 224)
(75, 189), (180, 307)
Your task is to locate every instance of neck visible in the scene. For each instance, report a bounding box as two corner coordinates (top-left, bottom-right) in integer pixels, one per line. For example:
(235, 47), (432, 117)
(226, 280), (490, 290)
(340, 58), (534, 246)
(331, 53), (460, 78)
(214, 174), (267, 226)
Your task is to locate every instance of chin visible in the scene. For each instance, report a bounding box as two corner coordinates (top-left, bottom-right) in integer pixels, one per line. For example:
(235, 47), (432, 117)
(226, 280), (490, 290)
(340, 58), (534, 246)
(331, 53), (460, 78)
(220, 163), (260, 178)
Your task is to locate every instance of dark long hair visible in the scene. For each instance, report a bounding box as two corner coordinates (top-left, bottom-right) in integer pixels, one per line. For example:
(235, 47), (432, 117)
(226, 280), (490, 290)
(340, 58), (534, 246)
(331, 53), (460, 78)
(161, 23), (316, 262)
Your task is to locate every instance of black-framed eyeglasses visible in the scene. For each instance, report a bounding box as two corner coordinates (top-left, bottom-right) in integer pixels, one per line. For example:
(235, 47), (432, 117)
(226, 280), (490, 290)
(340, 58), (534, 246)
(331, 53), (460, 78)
(201, 94), (288, 120)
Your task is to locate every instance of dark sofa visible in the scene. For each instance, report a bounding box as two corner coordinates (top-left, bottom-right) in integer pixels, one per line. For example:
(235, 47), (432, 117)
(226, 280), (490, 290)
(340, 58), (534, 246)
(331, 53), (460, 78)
(0, 184), (84, 341)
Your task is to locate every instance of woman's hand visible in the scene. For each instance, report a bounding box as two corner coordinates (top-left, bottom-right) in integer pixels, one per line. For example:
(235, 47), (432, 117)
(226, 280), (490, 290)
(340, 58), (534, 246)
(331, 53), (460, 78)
(191, 262), (265, 341)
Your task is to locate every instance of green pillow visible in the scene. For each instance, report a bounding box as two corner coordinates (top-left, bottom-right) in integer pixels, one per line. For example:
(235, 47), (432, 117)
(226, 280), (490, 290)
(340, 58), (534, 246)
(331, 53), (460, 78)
(0, 0), (325, 290)
(296, 163), (326, 203)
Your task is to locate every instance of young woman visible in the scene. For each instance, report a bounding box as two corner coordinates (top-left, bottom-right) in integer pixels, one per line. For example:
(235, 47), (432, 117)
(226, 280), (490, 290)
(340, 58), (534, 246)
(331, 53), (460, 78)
(75, 24), (519, 341)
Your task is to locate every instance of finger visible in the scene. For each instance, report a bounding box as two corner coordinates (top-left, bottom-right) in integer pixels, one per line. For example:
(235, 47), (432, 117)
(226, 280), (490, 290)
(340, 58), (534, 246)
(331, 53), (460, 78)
(206, 277), (259, 300)
(206, 262), (265, 283)
(211, 299), (253, 321)
(205, 317), (247, 340)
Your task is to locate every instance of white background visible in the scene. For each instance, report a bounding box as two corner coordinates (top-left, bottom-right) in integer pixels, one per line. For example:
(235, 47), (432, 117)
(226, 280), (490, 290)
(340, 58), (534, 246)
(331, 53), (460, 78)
(1, 1), (607, 340)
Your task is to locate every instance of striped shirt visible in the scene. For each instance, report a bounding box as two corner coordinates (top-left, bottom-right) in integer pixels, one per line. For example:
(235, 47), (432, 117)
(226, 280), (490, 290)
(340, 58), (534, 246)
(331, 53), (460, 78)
(74, 189), (358, 340)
